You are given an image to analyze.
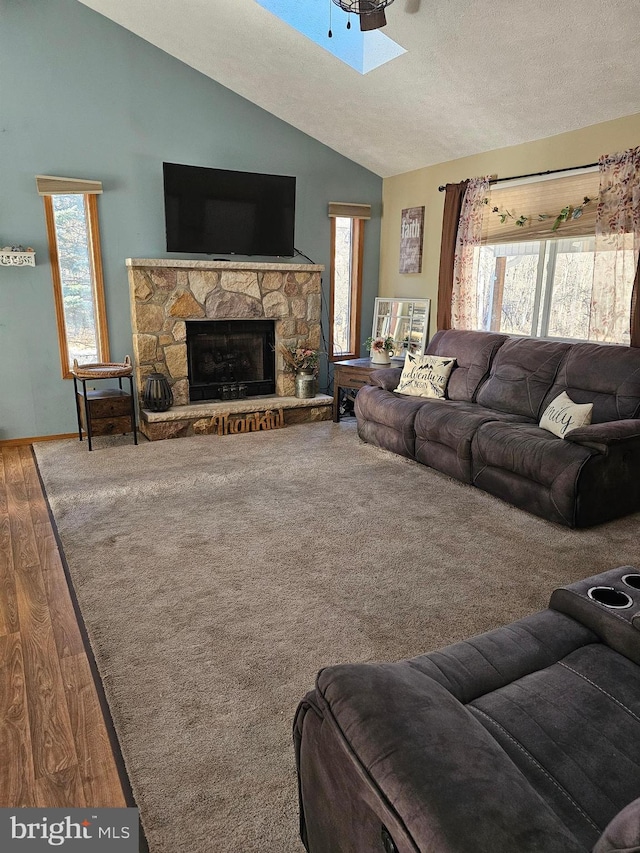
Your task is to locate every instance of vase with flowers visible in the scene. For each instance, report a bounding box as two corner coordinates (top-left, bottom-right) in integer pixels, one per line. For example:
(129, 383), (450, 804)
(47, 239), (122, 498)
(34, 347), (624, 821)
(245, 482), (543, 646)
(279, 343), (320, 398)
(365, 335), (395, 365)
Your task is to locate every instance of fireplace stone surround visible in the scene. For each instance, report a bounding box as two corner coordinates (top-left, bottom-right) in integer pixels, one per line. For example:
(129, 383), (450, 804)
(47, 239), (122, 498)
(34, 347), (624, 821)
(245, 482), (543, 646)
(126, 259), (331, 439)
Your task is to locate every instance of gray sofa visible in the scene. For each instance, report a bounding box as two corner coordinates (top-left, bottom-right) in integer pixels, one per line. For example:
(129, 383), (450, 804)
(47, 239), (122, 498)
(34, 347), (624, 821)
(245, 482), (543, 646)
(294, 566), (640, 853)
(354, 329), (640, 526)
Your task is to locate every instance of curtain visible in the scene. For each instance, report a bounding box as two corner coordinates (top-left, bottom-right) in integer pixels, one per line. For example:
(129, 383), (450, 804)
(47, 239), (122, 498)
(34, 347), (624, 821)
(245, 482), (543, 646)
(451, 176), (490, 330)
(632, 259), (640, 347)
(437, 181), (468, 330)
(590, 147), (640, 345)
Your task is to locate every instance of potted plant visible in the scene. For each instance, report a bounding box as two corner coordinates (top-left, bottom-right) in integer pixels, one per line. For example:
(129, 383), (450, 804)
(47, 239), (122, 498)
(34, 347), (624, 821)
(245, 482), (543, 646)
(365, 335), (395, 365)
(278, 344), (320, 398)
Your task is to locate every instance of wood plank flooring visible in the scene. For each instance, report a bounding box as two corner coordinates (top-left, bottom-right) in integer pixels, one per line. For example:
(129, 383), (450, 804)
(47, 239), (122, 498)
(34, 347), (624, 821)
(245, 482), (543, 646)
(0, 446), (126, 808)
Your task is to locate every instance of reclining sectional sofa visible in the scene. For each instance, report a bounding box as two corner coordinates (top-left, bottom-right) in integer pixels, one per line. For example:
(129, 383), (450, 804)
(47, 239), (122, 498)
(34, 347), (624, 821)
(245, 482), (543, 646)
(355, 329), (640, 527)
(294, 566), (640, 853)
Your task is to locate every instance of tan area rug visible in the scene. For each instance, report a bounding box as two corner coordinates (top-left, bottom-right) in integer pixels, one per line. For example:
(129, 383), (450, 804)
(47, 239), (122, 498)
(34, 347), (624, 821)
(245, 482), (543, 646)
(34, 421), (640, 852)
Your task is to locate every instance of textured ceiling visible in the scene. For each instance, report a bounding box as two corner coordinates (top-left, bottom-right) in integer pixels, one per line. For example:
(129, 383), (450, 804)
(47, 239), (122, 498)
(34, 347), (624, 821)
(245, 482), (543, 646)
(77, 0), (640, 177)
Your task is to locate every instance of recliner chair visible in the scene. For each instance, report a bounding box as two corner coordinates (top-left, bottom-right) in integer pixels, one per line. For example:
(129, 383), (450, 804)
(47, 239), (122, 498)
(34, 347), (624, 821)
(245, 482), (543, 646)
(294, 567), (640, 852)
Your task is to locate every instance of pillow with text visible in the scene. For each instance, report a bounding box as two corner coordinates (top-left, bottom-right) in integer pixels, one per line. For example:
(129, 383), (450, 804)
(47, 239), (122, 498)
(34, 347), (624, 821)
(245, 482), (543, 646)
(539, 391), (593, 439)
(395, 353), (456, 399)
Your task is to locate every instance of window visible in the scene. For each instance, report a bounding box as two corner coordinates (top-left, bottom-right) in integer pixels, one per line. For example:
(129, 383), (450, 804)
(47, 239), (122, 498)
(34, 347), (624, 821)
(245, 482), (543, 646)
(329, 203), (370, 360)
(471, 168), (625, 343)
(38, 175), (109, 378)
(477, 236), (597, 340)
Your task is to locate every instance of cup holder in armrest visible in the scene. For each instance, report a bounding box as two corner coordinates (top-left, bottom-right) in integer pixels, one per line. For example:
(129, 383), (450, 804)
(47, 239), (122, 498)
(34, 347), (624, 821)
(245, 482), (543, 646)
(587, 586), (634, 609)
(550, 568), (640, 664)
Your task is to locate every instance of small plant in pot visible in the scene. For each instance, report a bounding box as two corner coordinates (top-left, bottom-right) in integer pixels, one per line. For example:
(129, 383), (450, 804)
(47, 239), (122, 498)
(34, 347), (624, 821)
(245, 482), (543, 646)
(365, 335), (395, 365)
(278, 344), (319, 374)
(279, 344), (320, 398)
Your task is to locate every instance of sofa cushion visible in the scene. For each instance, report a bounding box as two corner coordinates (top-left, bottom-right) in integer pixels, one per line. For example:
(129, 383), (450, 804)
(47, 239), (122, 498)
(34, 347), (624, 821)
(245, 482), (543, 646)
(426, 329), (507, 402)
(539, 391), (593, 438)
(472, 421), (597, 525)
(473, 421), (594, 489)
(542, 342), (640, 424)
(396, 353), (456, 398)
(469, 643), (640, 849)
(476, 337), (571, 419)
(354, 384), (430, 458)
(415, 400), (531, 459)
(413, 401), (530, 483)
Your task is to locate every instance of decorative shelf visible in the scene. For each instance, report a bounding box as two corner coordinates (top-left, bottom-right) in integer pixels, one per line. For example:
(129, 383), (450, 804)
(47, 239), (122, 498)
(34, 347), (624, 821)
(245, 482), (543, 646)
(0, 251), (36, 267)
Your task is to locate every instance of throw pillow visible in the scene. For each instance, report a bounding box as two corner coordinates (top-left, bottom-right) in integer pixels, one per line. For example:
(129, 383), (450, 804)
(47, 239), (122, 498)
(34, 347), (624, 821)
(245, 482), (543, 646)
(395, 353), (456, 399)
(539, 391), (593, 439)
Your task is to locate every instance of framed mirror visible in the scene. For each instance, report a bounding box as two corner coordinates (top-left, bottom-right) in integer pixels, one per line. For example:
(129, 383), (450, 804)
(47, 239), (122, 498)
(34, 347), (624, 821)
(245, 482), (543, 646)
(371, 297), (431, 361)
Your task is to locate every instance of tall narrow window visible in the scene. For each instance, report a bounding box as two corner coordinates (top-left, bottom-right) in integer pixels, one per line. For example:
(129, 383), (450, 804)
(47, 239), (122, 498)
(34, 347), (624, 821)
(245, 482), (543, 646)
(328, 203), (370, 360)
(37, 175), (109, 378)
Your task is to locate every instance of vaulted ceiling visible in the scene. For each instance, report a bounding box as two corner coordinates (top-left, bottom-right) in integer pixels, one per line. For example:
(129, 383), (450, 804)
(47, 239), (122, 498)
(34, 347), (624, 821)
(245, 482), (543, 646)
(78, 0), (640, 177)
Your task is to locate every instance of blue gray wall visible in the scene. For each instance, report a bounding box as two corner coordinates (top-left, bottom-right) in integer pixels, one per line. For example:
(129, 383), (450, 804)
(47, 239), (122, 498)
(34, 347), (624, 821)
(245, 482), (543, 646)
(0, 0), (381, 440)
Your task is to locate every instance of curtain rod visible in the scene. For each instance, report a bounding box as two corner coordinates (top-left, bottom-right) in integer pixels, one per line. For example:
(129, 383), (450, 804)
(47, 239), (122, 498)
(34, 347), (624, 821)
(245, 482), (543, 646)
(437, 161), (599, 192)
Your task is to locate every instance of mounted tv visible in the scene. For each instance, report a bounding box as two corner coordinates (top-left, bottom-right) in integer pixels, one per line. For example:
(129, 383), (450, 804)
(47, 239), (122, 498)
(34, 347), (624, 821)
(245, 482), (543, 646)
(163, 162), (296, 257)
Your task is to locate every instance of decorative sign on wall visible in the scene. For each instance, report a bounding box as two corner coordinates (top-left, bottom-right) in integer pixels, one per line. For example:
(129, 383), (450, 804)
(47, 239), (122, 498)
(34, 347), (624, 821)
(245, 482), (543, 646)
(399, 206), (425, 274)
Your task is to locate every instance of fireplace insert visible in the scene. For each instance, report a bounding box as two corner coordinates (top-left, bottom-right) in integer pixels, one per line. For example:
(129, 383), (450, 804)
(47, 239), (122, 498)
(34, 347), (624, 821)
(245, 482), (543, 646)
(186, 320), (276, 402)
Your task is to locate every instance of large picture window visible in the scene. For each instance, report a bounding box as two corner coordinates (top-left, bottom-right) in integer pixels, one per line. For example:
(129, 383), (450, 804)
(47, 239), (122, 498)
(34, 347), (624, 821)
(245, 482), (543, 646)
(328, 202), (370, 360)
(474, 169), (606, 342)
(448, 148), (640, 347)
(477, 235), (598, 340)
(38, 176), (109, 378)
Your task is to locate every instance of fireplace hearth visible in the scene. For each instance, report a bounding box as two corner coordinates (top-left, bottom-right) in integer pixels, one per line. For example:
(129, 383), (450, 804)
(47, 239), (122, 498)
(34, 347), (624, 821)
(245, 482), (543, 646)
(186, 319), (275, 401)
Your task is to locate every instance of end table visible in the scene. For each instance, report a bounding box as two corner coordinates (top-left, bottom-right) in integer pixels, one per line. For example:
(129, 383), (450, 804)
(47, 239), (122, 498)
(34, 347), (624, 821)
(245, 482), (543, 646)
(332, 358), (400, 423)
(71, 359), (138, 451)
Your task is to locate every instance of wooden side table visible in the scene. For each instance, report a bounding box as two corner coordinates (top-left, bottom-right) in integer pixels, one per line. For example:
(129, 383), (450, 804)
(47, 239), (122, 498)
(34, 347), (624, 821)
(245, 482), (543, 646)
(72, 360), (138, 451)
(332, 358), (400, 423)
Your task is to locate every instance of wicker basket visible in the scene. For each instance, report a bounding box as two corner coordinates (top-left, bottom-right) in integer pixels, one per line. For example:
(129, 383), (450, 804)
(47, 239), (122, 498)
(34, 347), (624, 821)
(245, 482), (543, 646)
(71, 355), (133, 379)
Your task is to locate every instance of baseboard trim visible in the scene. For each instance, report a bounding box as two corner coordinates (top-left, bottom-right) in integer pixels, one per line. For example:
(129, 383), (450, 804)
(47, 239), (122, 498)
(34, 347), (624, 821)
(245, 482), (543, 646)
(0, 432), (76, 447)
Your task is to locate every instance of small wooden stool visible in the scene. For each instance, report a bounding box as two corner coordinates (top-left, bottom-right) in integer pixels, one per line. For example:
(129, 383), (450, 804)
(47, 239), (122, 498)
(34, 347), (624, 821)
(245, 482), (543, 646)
(71, 357), (138, 451)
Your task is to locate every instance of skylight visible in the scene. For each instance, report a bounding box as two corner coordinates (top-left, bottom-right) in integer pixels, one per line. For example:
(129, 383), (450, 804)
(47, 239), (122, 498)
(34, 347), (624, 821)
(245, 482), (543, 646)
(256, 0), (406, 74)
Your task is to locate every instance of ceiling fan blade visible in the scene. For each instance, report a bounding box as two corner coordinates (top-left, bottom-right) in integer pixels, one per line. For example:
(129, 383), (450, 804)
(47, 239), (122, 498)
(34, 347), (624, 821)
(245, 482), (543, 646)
(405, 0), (421, 13)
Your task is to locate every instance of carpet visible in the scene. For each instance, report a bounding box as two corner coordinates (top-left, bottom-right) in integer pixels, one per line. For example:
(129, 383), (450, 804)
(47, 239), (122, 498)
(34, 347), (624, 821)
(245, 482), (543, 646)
(34, 421), (640, 852)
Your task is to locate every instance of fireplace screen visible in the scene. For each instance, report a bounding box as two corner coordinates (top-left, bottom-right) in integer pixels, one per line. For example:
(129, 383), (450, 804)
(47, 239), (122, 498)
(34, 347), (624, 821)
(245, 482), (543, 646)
(186, 320), (275, 401)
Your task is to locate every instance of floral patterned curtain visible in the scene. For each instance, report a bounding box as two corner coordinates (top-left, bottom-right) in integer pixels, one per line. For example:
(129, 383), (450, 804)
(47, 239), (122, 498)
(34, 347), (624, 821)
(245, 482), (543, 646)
(451, 176), (491, 329)
(590, 147), (640, 345)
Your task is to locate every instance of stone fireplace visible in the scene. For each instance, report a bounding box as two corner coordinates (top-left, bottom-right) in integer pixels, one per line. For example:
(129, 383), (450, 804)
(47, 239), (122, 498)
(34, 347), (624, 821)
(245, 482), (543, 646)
(126, 259), (331, 439)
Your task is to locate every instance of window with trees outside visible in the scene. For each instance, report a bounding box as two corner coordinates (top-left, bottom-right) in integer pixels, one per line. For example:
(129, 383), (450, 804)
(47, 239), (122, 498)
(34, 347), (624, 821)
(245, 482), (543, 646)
(38, 175), (109, 378)
(474, 169), (620, 342)
(328, 203), (370, 360)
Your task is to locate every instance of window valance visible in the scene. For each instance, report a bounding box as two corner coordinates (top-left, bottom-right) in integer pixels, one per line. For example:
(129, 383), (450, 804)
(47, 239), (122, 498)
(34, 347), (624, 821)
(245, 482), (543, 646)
(35, 175), (103, 195)
(481, 170), (600, 244)
(328, 202), (371, 219)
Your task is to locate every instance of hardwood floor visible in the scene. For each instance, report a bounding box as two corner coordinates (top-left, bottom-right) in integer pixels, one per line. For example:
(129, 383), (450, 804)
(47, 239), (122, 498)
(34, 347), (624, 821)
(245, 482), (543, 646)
(0, 446), (126, 808)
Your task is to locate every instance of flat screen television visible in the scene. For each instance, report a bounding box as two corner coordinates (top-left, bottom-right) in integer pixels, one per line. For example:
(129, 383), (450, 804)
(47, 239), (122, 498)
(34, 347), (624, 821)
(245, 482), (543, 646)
(163, 162), (296, 257)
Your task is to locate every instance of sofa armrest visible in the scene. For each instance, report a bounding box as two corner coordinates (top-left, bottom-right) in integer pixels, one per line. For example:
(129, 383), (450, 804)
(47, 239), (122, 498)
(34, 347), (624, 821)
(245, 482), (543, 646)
(565, 419), (640, 454)
(314, 661), (586, 853)
(366, 366), (402, 391)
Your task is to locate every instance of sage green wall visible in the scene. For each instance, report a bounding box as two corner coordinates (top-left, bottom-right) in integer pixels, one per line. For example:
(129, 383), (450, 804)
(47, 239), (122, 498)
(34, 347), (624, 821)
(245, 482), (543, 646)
(0, 0), (382, 440)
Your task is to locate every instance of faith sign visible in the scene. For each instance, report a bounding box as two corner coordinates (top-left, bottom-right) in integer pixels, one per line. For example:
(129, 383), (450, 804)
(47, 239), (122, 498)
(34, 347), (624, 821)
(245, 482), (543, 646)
(399, 206), (425, 274)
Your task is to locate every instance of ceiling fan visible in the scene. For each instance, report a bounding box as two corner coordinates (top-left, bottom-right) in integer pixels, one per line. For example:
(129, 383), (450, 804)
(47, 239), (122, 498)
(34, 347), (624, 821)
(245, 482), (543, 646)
(330, 0), (420, 32)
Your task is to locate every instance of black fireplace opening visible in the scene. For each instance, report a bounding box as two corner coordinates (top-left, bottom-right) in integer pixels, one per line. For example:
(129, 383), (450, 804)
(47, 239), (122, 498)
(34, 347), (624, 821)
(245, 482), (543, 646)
(186, 320), (276, 402)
